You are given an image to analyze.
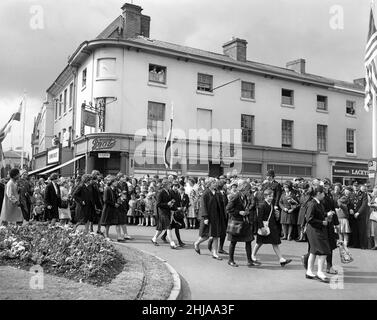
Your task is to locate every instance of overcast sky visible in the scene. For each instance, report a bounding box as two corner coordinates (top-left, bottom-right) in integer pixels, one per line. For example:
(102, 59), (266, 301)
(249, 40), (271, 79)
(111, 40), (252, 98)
(0, 0), (372, 155)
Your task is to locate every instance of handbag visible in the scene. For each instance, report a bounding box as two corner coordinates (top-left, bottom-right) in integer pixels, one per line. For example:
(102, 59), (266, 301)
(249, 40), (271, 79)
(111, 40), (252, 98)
(226, 219), (245, 236)
(59, 199), (69, 209)
(257, 205), (273, 236)
(338, 241), (354, 264)
(370, 211), (377, 222)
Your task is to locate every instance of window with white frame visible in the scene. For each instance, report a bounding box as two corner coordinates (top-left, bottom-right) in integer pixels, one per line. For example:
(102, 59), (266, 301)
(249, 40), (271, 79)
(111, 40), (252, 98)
(346, 129), (355, 154)
(69, 83), (74, 109)
(97, 58), (116, 78)
(317, 95), (328, 111)
(59, 94), (62, 117)
(82, 68), (87, 88)
(317, 124), (327, 152)
(282, 89), (294, 106)
(241, 114), (254, 144)
(63, 89), (67, 114)
(149, 64), (167, 84)
(197, 73), (213, 92)
(241, 81), (255, 100)
(282, 120), (293, 148)
(346, 100), (356, 115)
(147, 102), (165, 138)
(196, 108), (212, 131)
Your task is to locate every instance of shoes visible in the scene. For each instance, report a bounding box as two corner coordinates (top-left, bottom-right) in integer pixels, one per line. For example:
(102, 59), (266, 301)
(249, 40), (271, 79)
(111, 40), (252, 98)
(170, 244), (178, 250)
(151, 239), (159, 246)
(326, 268), (338, 275)
(305, 274), (316, 280)
(281, 236), (287, 240)
(212, 256), (223, 261)
(194, 243), (201, 255)
(249, 259), (262, 266)
(316, 275), (330, 283)
(179, 242), (186, 247)
(124, 235), (133, 240)
(218, 249), (228, 255)
(372, 247), (377, 250)
(228, 261), (238, 267)
(280, 259), (292, 267)
(117, 239), (126, 243)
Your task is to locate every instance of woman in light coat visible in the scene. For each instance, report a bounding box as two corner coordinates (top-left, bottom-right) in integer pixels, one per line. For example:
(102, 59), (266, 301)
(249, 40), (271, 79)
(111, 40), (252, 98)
(0, 168), (23, 225)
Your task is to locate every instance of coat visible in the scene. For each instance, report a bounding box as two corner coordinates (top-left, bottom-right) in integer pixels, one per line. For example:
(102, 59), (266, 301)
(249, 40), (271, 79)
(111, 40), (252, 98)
(226, 192), (254, 242)
(44, 182), (61, 220)
(73, 183), (96, 223)
(156, 188), (172, 231)
(0, 179), (23, 223)
(256, 200), (281, 245)
(279, 191), (299, 225)
(199, 189), (227, 238)
(0, 183), (5, 212)
(305, 199), (331, 256)
(100, 186), (118, 226)
(297, 194), (311, 226)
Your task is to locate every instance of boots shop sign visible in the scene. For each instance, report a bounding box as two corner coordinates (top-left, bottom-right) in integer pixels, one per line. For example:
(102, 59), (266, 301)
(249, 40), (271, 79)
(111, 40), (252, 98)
(91, 137), (117, 151)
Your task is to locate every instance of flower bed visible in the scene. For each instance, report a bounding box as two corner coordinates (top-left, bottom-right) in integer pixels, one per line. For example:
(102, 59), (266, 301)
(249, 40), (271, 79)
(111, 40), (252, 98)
(0, 222), (126, 286)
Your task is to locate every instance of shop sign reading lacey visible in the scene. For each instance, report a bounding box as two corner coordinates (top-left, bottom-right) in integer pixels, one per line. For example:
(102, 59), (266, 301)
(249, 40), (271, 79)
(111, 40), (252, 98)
(332, 166), (368, 177)
(92, 138), (117, 151)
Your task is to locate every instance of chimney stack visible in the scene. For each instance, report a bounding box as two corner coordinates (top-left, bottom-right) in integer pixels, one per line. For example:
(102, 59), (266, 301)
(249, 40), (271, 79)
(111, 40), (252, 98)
(222, 37), (248, 62)
(286, 59), (306, 74)
(353, 78), (366, 87)
(121, 3), (150, 38)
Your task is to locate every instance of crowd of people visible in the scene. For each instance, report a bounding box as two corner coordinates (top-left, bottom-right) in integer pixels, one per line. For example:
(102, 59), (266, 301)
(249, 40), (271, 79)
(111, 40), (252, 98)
(1, 167), (377, 282)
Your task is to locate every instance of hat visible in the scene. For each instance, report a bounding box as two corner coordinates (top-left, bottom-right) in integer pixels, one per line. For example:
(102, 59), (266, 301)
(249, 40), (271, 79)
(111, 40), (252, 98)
(50, 173), (58, 181)
(267, 169), (275, 177)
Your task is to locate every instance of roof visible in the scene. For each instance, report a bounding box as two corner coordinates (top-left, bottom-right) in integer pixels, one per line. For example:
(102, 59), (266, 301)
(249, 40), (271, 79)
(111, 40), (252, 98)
(4, 150), (28, 159)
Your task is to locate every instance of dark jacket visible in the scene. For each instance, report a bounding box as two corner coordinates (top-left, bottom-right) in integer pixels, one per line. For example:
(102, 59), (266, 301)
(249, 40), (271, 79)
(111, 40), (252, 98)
(306, 199), (326, 230)
(73, 183), (96, 223)
(353, 191), (369, 216)
(44, 182), (61, 219)
(156, 188), (172, 217)
(200, 189), (227, 237)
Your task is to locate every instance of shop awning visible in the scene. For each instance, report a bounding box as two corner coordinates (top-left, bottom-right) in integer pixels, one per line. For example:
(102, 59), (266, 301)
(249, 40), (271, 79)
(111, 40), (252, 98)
(28, 164), (58, 176)
(40, 155), (85, 175)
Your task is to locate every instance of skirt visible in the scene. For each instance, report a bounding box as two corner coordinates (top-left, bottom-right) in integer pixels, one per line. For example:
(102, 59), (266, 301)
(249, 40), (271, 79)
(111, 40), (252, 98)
(117, 208), (127, 225)
(280, 210), (297, 225)
(199, 219), (210, 238)
(227, 220), (254, 243)
(187, 206), (197, 219)
(306, 224), (331, 256)
(256, 217), (281, 245)
(338, 218), (351, 234)
(156, 211), (171, 231)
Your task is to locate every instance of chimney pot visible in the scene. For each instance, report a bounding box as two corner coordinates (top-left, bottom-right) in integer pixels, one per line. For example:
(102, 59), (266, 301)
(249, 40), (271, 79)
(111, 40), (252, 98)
(121, 3), (150, 39)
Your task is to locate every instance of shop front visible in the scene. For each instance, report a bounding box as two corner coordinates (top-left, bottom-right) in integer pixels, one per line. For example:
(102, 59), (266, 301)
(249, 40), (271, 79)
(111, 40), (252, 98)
(332, 161), (369, 185)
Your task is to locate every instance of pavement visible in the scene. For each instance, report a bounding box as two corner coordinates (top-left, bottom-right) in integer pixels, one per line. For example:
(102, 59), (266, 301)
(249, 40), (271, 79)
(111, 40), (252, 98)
(105, 225), (377, 300)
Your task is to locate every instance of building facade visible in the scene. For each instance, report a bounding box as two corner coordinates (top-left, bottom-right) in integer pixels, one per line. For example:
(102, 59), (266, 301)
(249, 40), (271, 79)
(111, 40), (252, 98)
(33, 3), (371, 183)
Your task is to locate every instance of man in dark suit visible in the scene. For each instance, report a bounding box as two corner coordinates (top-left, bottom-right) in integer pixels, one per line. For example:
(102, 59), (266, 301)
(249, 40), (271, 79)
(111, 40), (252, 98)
(350, 183), (369, 249)
(44, 173), (61, 223)
(73, 174), (96, 233)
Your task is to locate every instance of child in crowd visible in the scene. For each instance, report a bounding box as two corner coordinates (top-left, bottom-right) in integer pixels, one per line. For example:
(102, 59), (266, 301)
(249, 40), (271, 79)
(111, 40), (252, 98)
(127, 193), (137, 225)
(136, 193), (146, 226)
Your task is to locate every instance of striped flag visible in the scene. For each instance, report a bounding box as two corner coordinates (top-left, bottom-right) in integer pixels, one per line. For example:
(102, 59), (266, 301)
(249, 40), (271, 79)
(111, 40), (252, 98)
(163, 103), (174, 170)
(365, 8), (377, 112)
(0, 101), (22, 142)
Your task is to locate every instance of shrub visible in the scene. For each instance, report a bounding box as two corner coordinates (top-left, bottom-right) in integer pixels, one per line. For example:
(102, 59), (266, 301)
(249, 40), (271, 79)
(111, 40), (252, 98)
(0, 222), (126, 286)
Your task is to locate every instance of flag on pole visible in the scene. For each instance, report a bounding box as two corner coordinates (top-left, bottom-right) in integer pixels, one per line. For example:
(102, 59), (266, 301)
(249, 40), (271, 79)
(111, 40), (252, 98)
(164, 103), (174, 170)
(365, 7), (377, 112)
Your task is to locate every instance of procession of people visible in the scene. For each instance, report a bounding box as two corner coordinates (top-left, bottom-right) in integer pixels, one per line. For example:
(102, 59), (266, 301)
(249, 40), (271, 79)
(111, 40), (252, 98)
(1, 167), (377, 283)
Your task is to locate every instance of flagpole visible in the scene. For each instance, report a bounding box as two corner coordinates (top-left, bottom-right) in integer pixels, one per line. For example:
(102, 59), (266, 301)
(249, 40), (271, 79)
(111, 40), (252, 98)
(21, 92), (26, 170)
(170, 102), (174, 170)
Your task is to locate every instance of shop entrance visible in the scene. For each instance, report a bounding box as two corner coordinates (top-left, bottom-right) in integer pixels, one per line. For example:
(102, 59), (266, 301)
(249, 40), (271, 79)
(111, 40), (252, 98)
(93, 152), (120, 176)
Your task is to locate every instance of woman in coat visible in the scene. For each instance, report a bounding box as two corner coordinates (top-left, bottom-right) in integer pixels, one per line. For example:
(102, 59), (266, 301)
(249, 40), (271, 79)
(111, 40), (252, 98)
(100, 176), (123, 242)
(279, 181), (299, 240)
(226, 180), (261, 267)
(305, 185), (331, 283)
(58, 178), (72, 225)
(297, 183), (311, 242)
(0, 168), (23, 225)
(251, 188), (292, 267)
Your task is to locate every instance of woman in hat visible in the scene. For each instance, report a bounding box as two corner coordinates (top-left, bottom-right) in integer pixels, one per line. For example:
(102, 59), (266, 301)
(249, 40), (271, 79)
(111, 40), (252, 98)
(279, 181), (299, 240)
(0, 168), (23, 225)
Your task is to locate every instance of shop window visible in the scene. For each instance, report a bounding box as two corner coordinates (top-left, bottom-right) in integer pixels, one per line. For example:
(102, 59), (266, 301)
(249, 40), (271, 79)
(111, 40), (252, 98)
(149, 64), (167, 84)
(241, 81), (255, 100)
(197, 73), (213, 92)
(242, 163), (262, 173)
